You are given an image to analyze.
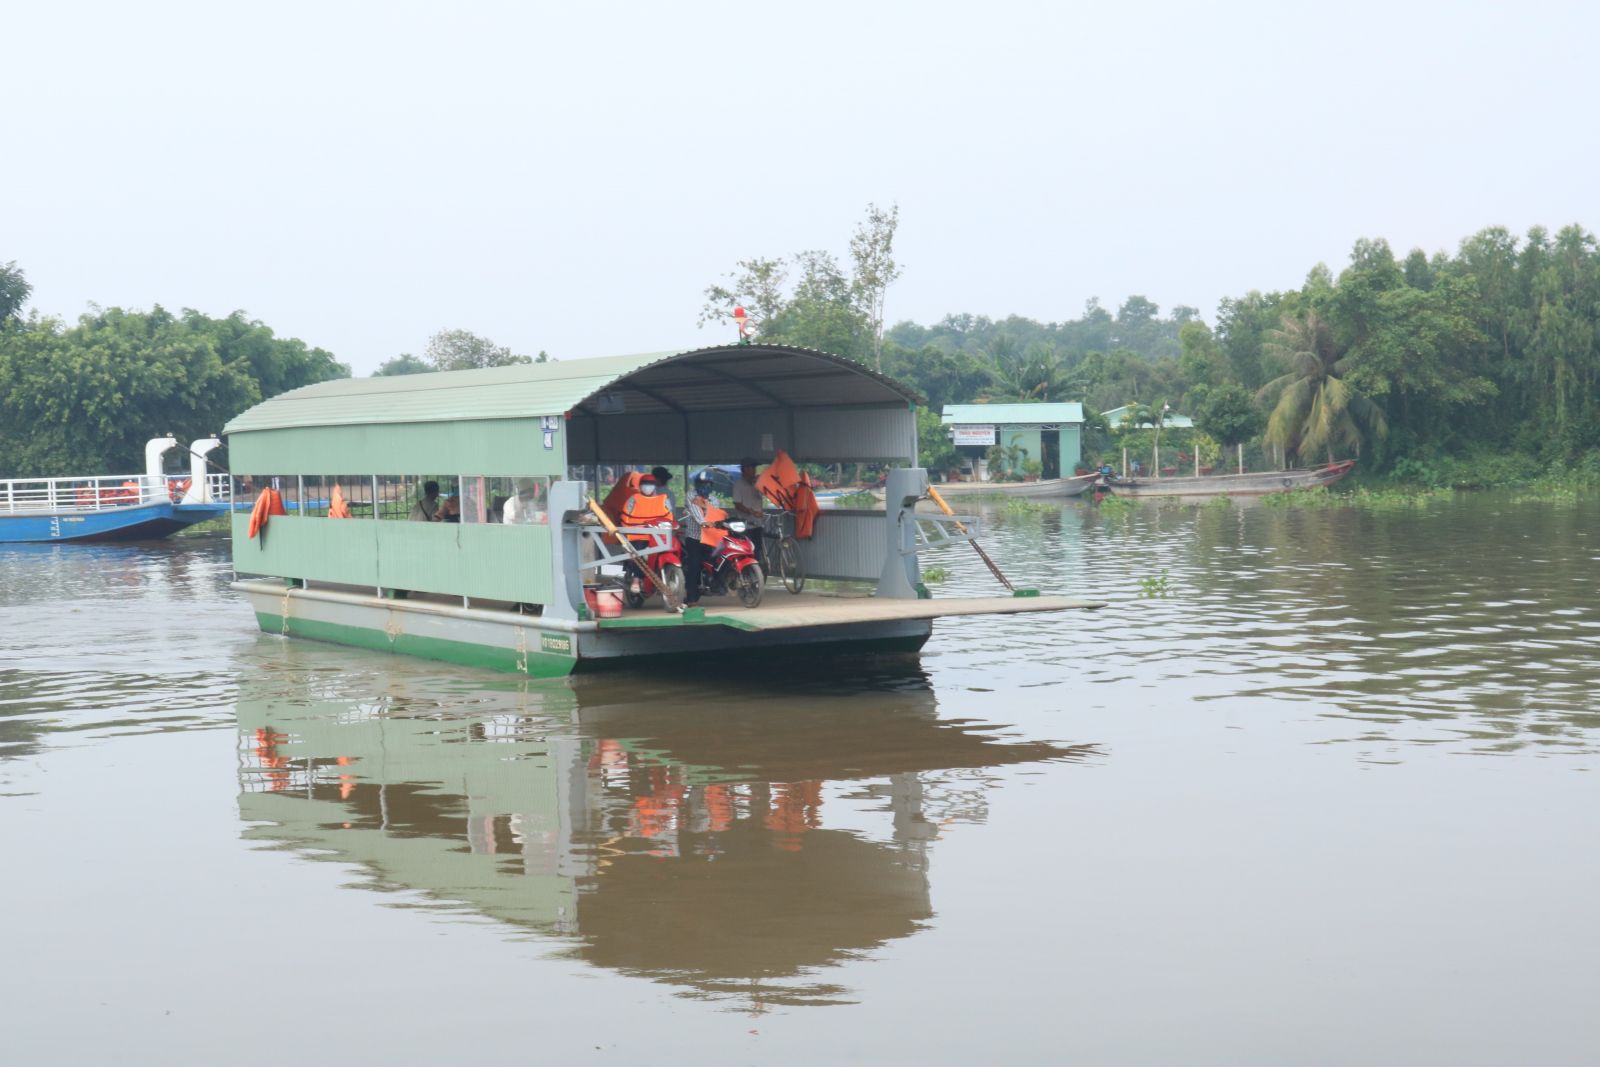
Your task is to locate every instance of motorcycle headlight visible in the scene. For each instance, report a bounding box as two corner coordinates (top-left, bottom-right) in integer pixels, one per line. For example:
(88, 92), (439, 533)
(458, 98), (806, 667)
(726, 521), (746, 533)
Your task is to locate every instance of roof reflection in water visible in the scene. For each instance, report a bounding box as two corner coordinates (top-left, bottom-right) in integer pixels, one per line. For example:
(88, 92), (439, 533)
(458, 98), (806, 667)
(237, 654), (1095, 1007)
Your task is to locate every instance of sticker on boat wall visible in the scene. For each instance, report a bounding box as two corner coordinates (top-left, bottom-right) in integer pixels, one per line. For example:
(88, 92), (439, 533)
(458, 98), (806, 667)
(540, 632), (574, 656)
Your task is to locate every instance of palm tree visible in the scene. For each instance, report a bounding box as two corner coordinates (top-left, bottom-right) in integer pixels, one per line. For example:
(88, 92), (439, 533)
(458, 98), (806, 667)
(1257, 310), (1387, 465)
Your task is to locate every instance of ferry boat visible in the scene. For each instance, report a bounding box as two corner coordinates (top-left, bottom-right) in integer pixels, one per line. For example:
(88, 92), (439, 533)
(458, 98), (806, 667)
(0, 436), (232, 543)
(224, 344), (1102, 676)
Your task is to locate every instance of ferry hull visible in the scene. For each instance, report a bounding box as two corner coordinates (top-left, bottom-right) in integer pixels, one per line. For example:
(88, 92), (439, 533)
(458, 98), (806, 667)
(0, 501), (229, 544)
(235, 580), (935, 678)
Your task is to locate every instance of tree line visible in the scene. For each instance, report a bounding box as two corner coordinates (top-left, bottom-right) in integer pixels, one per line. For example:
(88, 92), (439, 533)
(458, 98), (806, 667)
(0, 263), (350, 477)
(705, 215), (1600, 477)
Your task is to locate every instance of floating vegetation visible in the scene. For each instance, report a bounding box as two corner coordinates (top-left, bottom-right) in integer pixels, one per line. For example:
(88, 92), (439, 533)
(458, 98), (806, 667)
(921, 566), (949, 583)
(1000, 498), (1055, 516)
(1261, 486), (1446, 511)
(831, 491), (880, 509)
(1096, 495), (1136, 514)
(1510, 477), (1585, 504)
(1138, 569), (1171, 597)
(1202, 495), (1233, 511)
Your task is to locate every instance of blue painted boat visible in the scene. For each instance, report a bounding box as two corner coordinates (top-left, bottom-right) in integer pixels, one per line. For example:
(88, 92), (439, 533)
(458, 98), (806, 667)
(0, 436), (233, 544)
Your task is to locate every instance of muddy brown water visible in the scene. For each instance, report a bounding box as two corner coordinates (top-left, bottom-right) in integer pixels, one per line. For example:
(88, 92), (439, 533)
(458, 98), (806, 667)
(3, 493), (1598, 1065)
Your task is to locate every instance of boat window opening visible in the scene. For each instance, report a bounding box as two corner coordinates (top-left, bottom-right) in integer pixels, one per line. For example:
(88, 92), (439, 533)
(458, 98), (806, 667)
(495, 476), (550, 525)
(375, 476), (459, 521)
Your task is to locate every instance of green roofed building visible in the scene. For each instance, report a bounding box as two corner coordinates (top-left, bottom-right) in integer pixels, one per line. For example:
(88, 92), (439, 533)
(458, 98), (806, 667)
(940, 403), (1085, 480)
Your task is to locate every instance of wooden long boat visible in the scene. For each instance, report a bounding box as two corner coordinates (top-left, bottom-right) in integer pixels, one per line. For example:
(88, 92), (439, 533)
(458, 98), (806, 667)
(1101, 460), (1356, 498)
(930, 472), (1099, 499)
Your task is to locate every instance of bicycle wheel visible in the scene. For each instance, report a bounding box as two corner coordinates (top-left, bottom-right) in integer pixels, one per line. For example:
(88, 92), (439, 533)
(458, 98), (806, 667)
(778, 536), (804, 594)
(736, 563), (765, 608)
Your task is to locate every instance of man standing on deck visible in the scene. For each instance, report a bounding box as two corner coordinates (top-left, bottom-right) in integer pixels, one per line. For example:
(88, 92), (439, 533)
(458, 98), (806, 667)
(679, 472), (717, 611)
(732, 459), (765, 563)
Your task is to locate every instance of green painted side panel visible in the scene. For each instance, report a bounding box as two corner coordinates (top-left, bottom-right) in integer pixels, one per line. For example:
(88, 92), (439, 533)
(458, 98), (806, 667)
(1062, 425), (1083, 471)
(228, 418), (566, 477)
(233, 513), (380, 586)
(254, 612), (577, 678)
(233, 515), (553, 603)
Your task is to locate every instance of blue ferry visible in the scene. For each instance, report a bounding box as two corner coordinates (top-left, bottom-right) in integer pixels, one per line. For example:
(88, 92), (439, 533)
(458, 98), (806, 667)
(0, 436), (232, 544)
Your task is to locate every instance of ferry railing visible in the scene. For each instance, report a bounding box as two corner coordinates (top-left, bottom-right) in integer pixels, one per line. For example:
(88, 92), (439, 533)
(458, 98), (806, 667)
(570, 523), (677, 574)
(904, 511), (981, 556)
(0, 472), (232, 514)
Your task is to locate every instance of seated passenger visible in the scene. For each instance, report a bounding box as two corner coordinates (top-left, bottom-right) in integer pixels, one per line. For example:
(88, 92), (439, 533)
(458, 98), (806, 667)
(622, 475), (674, 532)
(408, 480), (443, 521)
(439, 495), (461, 523)
(503, 479), (546, 524)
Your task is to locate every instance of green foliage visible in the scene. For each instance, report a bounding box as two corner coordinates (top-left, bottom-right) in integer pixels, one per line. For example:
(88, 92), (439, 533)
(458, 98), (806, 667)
(832, 491), (880, 508)
(1202, 495), (1233, 510)
(1096, 494), (1135, 514)
(701, 204), (899, 367)
(0, 261), (31, 324)
(373, 353), (432, 376)
(1191, 383), (1263, 448)
(1138, 569), (1171, 597)
(921, 565), (949, 583)
(423, 329), (532, 371)
(916, 407), (960, 474)
(1260, 486), (1445, 510)
(0, 304), (348, 477)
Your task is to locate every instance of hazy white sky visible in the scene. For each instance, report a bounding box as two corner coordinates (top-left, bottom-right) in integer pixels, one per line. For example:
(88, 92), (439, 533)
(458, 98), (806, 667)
(7, 0), (1596, 374)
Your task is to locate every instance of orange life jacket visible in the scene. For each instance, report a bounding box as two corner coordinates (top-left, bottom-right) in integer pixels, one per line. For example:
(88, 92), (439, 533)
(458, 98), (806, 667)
(622, 491), (673, 542)
(247, 487), (287, 539)
(328, 483), (352, 519)
(697, 501), (729, 547)
(754, 450), (820, 538)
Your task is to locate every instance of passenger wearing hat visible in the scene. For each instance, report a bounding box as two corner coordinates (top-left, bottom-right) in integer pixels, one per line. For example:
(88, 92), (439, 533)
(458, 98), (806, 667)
(650, 466), (677, 511)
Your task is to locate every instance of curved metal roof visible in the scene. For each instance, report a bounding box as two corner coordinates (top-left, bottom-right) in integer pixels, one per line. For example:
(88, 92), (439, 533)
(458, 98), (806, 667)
(224, 345), (924, 434)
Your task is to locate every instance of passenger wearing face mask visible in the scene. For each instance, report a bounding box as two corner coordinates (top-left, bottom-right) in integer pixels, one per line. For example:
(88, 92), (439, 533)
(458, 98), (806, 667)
(621, 475), (675, 594)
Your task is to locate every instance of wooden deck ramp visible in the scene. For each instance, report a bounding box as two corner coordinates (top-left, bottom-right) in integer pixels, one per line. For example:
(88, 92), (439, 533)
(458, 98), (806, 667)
(597, 592), (1104, 632)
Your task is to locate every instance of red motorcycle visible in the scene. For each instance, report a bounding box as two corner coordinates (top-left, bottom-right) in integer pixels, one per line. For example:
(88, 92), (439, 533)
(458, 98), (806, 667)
(698, 520), (765, 608)
(622, 522), (686, 609)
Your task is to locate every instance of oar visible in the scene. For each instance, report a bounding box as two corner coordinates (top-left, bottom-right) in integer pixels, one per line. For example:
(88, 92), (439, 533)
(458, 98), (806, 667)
(925, 485), (1015, 593)
(586, 498), (684, 613)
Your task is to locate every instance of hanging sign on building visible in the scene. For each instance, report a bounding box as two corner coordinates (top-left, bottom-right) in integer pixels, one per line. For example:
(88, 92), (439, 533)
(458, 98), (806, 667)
(951, 425), (996, 446)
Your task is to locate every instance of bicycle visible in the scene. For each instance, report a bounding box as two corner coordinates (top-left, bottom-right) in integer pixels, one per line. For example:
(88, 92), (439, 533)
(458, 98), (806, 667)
(761, 511), (805, 595)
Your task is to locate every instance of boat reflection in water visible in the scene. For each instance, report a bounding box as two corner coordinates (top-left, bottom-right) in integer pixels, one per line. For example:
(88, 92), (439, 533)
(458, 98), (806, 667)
(237, 654), (1093, 1007)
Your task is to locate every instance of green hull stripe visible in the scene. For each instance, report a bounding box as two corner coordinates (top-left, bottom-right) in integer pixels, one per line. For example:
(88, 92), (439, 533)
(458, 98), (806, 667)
(254, 612), (576, 678)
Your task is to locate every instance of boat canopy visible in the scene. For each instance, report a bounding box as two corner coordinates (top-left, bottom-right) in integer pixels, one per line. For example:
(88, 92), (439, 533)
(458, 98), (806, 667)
(225, 344), (923, 472)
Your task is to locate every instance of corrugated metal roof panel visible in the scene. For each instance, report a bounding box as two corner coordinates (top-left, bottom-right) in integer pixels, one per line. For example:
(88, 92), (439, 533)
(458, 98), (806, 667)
(942, 402), (1085, 425)
(225, 345), (923, 434)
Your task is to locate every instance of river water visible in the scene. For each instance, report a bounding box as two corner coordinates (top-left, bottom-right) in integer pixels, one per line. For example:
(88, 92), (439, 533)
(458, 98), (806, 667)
(3, 494), (1598, 1065)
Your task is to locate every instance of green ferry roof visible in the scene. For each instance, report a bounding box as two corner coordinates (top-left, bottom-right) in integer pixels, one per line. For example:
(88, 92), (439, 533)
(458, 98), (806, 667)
(224, 344), (924, 434)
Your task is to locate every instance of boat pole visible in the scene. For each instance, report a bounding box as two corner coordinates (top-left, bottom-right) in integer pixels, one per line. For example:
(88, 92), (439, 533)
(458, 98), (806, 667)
(586, 498), (684, 612)
(925, 485), (1015, 593)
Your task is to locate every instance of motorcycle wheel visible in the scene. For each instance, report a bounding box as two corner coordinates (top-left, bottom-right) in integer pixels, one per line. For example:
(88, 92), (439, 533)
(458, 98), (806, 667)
(659, 564), (685, 605)
(736, 563), (765, 608)
(623, 586), (645, 610)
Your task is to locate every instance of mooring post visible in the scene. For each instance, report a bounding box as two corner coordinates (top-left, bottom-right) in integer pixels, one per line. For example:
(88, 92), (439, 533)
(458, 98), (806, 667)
(876, 467), (927, 599)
